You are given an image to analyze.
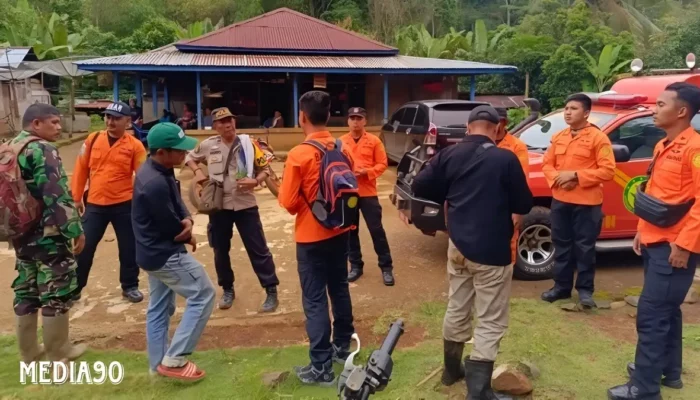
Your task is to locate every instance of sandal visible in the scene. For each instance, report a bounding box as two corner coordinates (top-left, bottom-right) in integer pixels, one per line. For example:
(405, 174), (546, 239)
(156, 361), (206, 382)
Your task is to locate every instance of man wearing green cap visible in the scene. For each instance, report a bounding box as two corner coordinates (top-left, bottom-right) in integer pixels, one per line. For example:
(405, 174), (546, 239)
(132, 122), (215, 381)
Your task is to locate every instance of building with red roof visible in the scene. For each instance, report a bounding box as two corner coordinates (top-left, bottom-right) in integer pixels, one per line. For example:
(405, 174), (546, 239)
(76, 8), (516, 130)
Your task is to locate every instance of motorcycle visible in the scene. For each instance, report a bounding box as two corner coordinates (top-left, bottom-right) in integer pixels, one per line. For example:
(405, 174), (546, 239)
(338, 319), (405, 400)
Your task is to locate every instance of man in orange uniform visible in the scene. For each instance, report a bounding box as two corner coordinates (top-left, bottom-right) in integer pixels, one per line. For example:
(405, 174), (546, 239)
(495, 108), (530, 264)
(339, 107), (394, 286)
(608, 83), (700, 400)
(278, 91), (355, 386)
(71, 101), (147, 303)
(540, 94), (615, 307)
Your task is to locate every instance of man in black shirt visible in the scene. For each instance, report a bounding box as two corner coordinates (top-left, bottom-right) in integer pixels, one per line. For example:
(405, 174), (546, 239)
(132, 122), (215, 381)
(412, 105), (533, 398)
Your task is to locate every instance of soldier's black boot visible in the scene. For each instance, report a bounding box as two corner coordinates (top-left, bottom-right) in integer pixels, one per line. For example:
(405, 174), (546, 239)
(464, 359), (499, 400)
(441, 340), (465, 386)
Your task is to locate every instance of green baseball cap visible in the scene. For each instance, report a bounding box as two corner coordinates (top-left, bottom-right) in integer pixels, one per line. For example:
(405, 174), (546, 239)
(147, 122), (198, 151)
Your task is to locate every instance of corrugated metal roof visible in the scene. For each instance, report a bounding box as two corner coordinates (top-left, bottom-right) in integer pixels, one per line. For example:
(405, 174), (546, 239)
(76, 48), (516, 74)
(178, 8), (396, 54)
(0, 47), (31, 68)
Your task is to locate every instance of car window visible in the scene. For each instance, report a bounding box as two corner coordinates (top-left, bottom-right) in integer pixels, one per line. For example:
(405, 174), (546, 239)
(390, 108), (405, 125)
(401, 107), (417, 125)
(518, 111), (618, 149)
(414, 108), (427, 127)
(609, 116), (665, 159)
(432, 103), (482, 128)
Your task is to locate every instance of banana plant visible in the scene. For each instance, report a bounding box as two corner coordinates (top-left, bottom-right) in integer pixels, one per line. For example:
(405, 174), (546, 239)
(32, 13), (85, 60)
(177, 17), (225, 40)
(581, 44), (631, 92)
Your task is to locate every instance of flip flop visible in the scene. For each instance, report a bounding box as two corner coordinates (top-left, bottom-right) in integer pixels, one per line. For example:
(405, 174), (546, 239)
(156, 361), (206, 382)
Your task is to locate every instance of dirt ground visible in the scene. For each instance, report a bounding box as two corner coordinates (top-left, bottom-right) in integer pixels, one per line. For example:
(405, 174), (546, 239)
(0, 141), (694, 350)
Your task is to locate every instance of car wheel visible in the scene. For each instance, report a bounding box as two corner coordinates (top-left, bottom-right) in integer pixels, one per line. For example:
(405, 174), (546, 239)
(514, 206), (555, 281)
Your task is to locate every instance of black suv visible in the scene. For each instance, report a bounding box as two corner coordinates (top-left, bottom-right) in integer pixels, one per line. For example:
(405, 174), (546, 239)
(381, 100), (488, 163)
(389, 99), (541, 236)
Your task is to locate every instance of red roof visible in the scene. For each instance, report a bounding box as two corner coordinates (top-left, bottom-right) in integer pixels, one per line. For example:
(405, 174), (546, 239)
(177, 8), (396, 55)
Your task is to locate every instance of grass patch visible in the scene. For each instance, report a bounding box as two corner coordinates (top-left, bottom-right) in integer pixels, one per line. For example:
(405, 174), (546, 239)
(624, 286), (643, 297)
(89, 115), (103, 133)
(1, 299), (699, 399)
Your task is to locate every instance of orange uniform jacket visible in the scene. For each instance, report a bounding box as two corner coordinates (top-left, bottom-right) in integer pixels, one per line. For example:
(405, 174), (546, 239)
(71, 131), (147, 205)
(339, 131), (388, 197)
(638, 127), (700, 253)
(542, 124), (616, 205)
(278, 131), (355, 243)
(498, 133), (530, 262)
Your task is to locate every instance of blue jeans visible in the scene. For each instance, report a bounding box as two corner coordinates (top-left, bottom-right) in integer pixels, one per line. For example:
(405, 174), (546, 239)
(145, 252), (215, 371)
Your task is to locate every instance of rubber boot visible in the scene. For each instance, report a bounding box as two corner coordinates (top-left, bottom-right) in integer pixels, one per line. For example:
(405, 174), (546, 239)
(16, 313), (44, 362)
(465, 359), (499, 400)
(441, 339), (465, 386)
(42, 313), (87, 362)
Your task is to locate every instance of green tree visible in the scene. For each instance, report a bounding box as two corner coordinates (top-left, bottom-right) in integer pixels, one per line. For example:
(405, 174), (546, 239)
(494, 33), (558, 97)
(121, 17), (180, 53)
(646, 12), (700, 69)
(320, 0), (366, 31)
(540, 44), (589, 109)
(83, 0), (159, 36)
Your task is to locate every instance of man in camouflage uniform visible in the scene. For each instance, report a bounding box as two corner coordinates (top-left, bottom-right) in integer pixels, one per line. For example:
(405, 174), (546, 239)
(12, 104), (87, 363)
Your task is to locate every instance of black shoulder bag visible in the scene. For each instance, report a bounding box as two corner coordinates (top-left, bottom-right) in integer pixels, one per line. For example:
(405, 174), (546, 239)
(633, 152), (695, 228)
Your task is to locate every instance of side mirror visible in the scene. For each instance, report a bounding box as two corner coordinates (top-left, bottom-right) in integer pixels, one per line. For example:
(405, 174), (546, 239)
(612, 144), (631, 163)
(523, 98), (541, 113)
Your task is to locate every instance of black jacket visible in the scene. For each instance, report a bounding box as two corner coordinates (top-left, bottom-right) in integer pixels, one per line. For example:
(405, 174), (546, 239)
(412, 135), (533, 266)
(132, 158), (191, 271)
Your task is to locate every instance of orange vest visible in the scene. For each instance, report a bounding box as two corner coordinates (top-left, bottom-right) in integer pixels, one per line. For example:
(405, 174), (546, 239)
(278, 131), (355, 243)
(542, 124), (616, 205)
(638, 127), (700, 253)
(339, 132), (388, 197)
(71, 131), (147, 205)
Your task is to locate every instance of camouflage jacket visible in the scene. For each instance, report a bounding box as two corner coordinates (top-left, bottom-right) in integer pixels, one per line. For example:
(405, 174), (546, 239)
(12, 131), (83, 247)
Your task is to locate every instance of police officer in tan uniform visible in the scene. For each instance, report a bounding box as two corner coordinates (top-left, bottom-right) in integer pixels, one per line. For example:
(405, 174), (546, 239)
(185, 107), (279, 312)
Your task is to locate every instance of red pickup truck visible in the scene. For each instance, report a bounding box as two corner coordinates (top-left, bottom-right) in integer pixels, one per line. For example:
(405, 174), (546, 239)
(391, 72), (700, 280)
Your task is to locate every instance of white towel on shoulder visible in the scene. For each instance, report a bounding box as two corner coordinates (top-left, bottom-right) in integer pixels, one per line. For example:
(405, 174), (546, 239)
(238, 134), (255, 179)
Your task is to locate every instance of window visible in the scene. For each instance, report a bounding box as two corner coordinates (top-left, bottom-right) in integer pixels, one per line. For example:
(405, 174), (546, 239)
(609, 116), (665, 159)
(414, 108), (427, 127)
(390, 108), (405, 126)
(401, 107), (417, 125)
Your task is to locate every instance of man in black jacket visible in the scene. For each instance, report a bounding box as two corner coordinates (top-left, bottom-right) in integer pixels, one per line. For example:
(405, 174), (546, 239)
(412, 105), (533, 399)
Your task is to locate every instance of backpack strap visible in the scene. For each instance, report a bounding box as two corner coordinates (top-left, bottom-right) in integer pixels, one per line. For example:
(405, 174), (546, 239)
(10, 136), (43, 156)
(302, 140), (327, 153)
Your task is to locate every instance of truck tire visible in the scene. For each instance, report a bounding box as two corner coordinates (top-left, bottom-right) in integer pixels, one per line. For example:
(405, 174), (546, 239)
(514, 206), (555, 281)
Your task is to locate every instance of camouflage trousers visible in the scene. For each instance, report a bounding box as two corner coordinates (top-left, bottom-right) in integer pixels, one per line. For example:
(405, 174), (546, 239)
(12, 239), (78, 317)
